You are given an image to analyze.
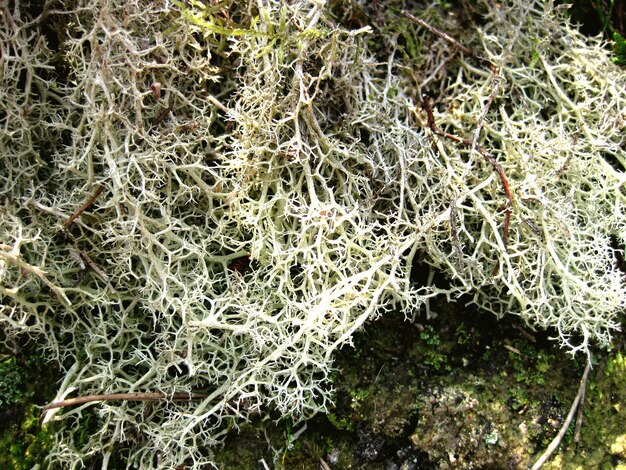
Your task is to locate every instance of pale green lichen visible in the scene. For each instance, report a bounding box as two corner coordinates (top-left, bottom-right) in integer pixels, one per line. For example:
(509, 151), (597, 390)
(0, 0), (625, 467)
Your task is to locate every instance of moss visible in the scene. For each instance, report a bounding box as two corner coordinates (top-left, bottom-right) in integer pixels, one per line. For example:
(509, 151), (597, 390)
(0, 404), (54, 470)
(0, 357), (31, 407)
(207, 297), (626, 469)
(553, 349), (626, 467)
(0, 341), (57, 470)
(321, 302), (622, 468)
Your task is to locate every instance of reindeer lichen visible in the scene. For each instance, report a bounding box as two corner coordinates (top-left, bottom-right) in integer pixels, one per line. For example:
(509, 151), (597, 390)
(1, 0), (624, 467)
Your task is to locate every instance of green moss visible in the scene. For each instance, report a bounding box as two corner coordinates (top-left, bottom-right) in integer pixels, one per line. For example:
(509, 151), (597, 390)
(0, 357), (31, 407)
(613, 32), (626, 66)
(553, 350), (626, 467)
(506, 339), (564, 386)
(327, 411), (353, 431)
(0, 404), (54, 469)
(418, 324), (440, 346)
(0, 340), (59, 469)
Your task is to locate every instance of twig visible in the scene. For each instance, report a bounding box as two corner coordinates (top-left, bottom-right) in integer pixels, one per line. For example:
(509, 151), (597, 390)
(422, 94), (512, 247)
(573, 377), (586, 443)
(471, 73), (504, 153)
(152, 99), (174, 126)
(503, 344), (521, 355)
(75, 248), (115, 293)
(575, 355), (605, 443)
(62, 178), (111, 229)
(531, 360), (591, 470)
(401, 10), (475, 57)
(319, 458), (332, 470)
(42, 391), (209, 411)
(513, 325), (537, 343)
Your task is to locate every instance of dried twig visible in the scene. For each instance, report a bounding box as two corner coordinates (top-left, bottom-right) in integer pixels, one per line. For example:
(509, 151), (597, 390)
(513, 325), (537, 343)
(70, 247), (115, 292)
(573, 377), (586, 443)
(152, 99), (174, 126)
(531, 360), (591, 470)
(422, 94), (512, 247)
(319, 458), (332, 470)
(401, 10), (475, 56)
(62, 179), (111, 229)
(42, 391), (209, 411)
(471, 73), (504, 152)
(503, 343), (521, 355)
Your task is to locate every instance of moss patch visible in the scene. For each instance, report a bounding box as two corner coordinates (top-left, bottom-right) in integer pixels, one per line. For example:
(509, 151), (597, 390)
(210, 298), (625, 469)
(551, 346), (626, 468)
(0, 339), (57, 469)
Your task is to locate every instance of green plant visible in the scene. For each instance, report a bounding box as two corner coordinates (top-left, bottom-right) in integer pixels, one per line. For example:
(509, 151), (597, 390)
(327, 412), (353, 431)
(419, 325), (441, 347)
(0, 357), (30, 407)
(0, 355), (54, 470)
(613, 32), (626, 65)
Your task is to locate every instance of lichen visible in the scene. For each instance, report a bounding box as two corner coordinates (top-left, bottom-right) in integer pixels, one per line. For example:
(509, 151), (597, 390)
(0, 0), (625, 467)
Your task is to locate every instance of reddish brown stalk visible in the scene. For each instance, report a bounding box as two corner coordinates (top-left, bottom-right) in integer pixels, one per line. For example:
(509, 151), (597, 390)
(42, 391), (209, 411)
(62, 178), (111, 229)
(422, 95), (512, 247)
(152, 101), (174, 125)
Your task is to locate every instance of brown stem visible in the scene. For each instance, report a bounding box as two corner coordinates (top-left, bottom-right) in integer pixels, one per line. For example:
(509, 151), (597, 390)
(42, 391), (209, 411)
(62, 178), (111, 229)
(422, 94), (512, 248)
(152, 100), (174, 126)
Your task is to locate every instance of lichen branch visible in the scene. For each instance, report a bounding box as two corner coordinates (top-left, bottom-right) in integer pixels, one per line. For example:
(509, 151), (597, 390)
(422, 94), (512, 247)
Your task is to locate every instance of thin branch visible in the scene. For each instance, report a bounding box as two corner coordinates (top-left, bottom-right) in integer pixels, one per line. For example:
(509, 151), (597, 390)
(531, 360), (591, 470)
(573, 377), (586, 443)
(42, 391), (209, 411)
(401, 10), (475, 56)
(152, 99), (174, 126)
(78, 249), (116, 293)
(422, 94), (512, 247)
(471, 73), (504, 153)
(62, 178), (111, 229)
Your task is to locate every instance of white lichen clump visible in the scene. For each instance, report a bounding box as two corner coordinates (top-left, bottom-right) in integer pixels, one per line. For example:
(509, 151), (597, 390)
(1, 0), (625, 467)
